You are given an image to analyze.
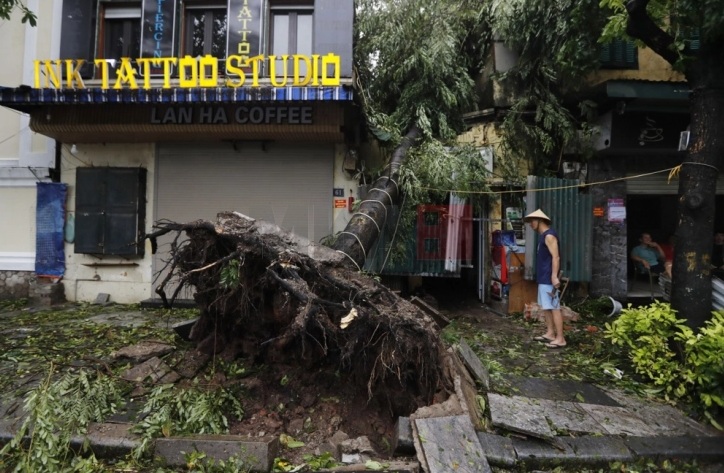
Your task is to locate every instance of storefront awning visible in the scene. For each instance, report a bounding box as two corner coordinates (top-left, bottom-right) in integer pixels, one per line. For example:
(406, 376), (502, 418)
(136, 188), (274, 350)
(0, 85), (354, 113)
(588, 80), (690, 113)
(0, 85), (356, 143)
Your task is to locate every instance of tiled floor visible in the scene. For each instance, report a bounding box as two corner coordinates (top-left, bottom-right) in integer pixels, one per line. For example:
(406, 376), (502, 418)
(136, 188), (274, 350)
(627, 277), (668, 300)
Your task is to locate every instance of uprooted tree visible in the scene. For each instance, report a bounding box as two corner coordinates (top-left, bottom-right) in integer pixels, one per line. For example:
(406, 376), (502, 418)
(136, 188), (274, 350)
(144, 0), (491, 416)
(147, 212), (452, 415)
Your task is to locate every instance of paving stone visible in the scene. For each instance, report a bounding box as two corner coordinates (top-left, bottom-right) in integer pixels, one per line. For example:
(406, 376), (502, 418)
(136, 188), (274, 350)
(577, 404), (656, 436)
(623, 403), (718, 437)
(392, 416), (416, 456)
(154, 434), (279, 472)
(414, 415), (492, 473)
(476, 432), (517, 467)
(488, 393), (555, 440)
(112, 341), (175, 363)
(495, 375), (620, 406)
(120, 356), (176, 383)
(70, 422), (140, 458)
(625, 436), (724, 462)
(456, 338), (490, 391)
(530, 398), (604, 435)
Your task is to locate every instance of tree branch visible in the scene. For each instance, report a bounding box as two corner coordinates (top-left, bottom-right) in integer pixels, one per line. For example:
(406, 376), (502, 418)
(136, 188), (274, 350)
(625, 0), (678, 66)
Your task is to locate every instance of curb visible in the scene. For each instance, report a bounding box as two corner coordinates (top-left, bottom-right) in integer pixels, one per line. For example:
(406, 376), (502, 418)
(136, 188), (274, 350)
(2, 418), (723, 471)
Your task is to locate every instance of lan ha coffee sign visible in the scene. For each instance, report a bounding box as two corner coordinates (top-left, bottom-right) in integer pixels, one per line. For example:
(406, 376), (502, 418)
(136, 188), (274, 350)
(33, 54), (342, 90)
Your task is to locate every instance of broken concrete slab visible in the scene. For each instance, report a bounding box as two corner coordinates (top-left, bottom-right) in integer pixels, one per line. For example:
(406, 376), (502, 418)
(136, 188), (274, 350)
(112, 341), (175, 363)
(577, 403), (657, 437)
(621, 403), (717, 437)
(529, 397), (605, 435)
(414, 415), (492, 473)
(476, 432), (517, 467)
(172, 318), (198, 341)
(487, 393), (555, 440)
(120, 356), (178, 384)
(494, 375), (621, 407)
(154, 434), (279, 472)
(410, 394), (463, 419)
(456, 338), (490, 391)
(624, 436), (724, 462)
(392, 417), (416, 456)
(450, 351), (486, 431)
(70, 422), (140, 458)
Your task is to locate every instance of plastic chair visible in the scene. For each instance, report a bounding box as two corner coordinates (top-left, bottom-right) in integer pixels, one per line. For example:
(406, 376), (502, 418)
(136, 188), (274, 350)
(632, 264), (656, 300)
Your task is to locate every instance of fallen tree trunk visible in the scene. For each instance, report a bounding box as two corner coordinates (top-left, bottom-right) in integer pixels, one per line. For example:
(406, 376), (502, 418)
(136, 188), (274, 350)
(332, 125), (422, 269)
(146, 211), (452, 415)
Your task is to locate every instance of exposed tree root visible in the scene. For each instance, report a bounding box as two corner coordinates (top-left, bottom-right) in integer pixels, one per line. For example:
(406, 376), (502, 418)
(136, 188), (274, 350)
(146, 211), (453, 415)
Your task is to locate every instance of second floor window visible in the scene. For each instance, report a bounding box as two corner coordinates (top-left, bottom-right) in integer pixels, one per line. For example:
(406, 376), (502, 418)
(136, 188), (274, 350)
(270, 2), (313, 76)
(183, 4), (228, 72)
(102, 6), (141, 67)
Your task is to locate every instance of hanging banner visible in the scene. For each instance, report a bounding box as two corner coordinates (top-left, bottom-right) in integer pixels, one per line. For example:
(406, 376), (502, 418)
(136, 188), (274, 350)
(36, 182), (68, 278)
(141, 0), (177, 76)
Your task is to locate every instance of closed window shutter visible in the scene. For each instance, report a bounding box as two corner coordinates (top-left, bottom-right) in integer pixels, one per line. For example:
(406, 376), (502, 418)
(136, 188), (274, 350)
(599, 40), (638, 69)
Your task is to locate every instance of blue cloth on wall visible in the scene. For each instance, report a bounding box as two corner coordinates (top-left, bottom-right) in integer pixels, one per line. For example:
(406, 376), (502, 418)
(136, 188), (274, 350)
(36, 182), (67, 277)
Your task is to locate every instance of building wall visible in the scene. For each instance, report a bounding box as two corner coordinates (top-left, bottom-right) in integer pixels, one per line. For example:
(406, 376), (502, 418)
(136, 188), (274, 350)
(0, 1), (58, 300)
(61, 143), (156, 303)
(588, 47), (685, 85)
(588, 157), (628, 300)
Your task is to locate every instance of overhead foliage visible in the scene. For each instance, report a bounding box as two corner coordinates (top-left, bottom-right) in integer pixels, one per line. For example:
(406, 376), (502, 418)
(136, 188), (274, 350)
(600, 0), (724, 71)
(489, 0), (606, 176)
(354, 0), (489, 144)
(0, 0), (36, 26)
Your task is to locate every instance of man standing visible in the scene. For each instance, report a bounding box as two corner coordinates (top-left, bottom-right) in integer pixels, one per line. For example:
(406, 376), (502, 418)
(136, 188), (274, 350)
(524, 209), (566, 348)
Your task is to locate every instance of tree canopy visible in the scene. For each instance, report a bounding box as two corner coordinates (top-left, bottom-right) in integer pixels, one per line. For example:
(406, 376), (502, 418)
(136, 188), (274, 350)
(0, 0), (36, 26)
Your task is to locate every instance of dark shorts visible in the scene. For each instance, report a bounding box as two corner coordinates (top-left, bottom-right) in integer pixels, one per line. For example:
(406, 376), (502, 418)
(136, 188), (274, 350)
(649, 264), (665, 274)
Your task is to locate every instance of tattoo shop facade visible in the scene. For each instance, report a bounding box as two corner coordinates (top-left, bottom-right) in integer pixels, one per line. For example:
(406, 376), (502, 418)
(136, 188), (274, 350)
(0, 0), (360, 303)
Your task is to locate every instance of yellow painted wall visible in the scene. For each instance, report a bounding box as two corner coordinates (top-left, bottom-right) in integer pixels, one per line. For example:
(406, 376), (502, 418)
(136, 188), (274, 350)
(587, 47), (685, 85)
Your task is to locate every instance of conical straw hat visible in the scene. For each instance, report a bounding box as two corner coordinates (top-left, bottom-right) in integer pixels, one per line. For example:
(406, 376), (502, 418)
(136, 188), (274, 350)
(523, 209), (551, 223)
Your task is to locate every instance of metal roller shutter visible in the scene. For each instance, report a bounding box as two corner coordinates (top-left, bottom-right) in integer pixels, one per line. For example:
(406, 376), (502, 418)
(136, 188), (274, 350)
(153, 142), (333, 298)
(626, 172), (724, 194)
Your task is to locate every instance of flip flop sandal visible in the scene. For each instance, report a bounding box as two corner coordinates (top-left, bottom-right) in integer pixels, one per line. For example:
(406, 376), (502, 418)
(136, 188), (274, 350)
(545, 342), (567, 349)
(533, 336), (554, 342)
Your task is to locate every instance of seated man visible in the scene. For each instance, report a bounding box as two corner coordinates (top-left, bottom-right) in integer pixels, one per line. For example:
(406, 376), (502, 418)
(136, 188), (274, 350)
(631, 232), (667, 276)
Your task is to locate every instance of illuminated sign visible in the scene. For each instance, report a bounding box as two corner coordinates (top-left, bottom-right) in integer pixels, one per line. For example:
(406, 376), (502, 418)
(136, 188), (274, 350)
(33, 54), (342, 90)
(228, 0), (261, 62)
(141, 0), (176, 75)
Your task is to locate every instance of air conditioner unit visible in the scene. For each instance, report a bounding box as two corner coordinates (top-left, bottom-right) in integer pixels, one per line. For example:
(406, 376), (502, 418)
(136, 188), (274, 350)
(479, 147), (494, 174)
(678, 131), (690, 151)
(592, 111), (612, 151)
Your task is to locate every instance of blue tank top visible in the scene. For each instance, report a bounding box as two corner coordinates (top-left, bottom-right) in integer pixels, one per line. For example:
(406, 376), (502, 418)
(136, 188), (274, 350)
(536, 228), (559, 284)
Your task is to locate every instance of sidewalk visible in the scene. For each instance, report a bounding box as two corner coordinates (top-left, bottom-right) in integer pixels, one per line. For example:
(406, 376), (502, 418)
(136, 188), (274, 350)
(1, 304), (722, 472)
